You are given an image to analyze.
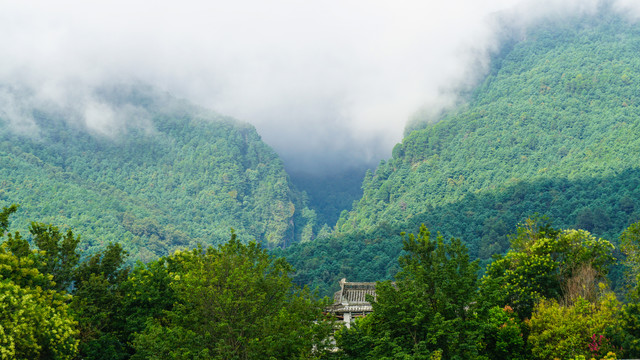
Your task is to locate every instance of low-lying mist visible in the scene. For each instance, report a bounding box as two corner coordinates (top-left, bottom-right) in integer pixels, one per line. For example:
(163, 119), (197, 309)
(1, 0), (636, 173)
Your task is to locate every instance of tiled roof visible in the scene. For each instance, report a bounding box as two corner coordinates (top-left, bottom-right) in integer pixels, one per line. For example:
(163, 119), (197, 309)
(328, 278), (377, 314)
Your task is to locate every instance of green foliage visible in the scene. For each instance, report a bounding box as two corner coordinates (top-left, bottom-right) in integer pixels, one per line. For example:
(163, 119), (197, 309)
(133, 231), (334, 359)
(528, 294), (621, 360)
(612, 301), (640, 358)
(477, 306), (527, 360)
(1, 204), (634, 359)
(1, 204), (135, 360)
(0, 279), (79, 360)
(620, 221), (640, 295)
(71, 243), (131, 360)
(607, 221), (640, 358)
(336, 225), (481, 359)
(1, 206), (334, 359)
(277, 230), (403, 297)
(0, 86), (314, 261)
(0, 205), (162, 360)
(0, 204), (18, 234)
(0, 216), (79, 360)
(480, 218), (616, 319)
(326, 14), (640, 286)
(29, 222), (80, 291)
(332, 222), (624, 360)
(119, 258), (177, 343)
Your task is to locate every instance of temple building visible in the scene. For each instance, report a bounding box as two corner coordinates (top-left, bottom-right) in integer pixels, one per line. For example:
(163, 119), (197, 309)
(326, 278), (377, 328)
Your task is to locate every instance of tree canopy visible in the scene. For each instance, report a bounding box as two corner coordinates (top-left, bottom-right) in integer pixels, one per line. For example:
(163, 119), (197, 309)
(336, 225), (481, 359)
(0, 205), (334, 360)
(284, 13), (640, 295)
(133, 231), (335, 359)
(0, 85), (315, 263)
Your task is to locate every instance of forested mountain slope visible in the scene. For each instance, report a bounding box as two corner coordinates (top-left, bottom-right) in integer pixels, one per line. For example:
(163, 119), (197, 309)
(288, 166), (369, 229)
(0, 86), (315, 261)
(283, 14), (640, 294)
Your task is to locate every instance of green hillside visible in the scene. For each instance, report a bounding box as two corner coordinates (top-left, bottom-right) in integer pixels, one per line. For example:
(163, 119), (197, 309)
(283, 14), (640, 294)
(288, 166), (369, 228)
(0, 85), (315, 261)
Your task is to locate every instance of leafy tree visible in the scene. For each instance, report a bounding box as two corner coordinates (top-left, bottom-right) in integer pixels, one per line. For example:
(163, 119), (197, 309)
(119, 257), (177, 348)
(71, 243), (131, 360)
(528, 293), (621, 360)
(620, 221), (640, 295)
(0, 205), (79, 360)
(0, 278), (78, 360)
(480, 218), (615, 319)
(609, 221), (640, 357)
(133, 231), (334, 359)
(336, 225), (480, 359)
(29, 222), (80, 292)
(477, 306), (527, 360)
(613, 301), (640, 358)
(0, 204), (18, 234)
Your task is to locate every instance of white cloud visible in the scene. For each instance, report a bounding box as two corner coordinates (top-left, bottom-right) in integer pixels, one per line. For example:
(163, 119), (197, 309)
(0, 0), (632, 171)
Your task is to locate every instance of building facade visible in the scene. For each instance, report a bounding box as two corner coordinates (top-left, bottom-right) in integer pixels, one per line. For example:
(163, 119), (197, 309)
(326, 278), (376, 328)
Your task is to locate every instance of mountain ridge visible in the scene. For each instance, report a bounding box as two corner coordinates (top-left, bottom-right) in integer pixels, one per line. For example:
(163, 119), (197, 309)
(0, 85), (316, 261)
(282, 13), (640, 294)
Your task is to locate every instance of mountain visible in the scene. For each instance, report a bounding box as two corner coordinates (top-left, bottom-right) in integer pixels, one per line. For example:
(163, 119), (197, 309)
(282, 13), (640, 294)
(0, 85), (315, 261)
(288, 166), (370, 229)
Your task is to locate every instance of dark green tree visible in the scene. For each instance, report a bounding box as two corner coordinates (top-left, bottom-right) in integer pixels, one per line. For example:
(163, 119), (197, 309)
(0, 204), (18, 234)
(610, 221), (640, 357)
(118, 257), (177, 350)
(337, 225), (481, 359)
(133, 231), (334, 359)
(71, 243), (131, 360)
(30, 222), (81, 292)
(476, 305), (527, 360)
(620, 221), (640, 295)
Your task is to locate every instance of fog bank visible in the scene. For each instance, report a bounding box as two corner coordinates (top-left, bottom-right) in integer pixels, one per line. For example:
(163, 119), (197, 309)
(0, 0), (631, 172)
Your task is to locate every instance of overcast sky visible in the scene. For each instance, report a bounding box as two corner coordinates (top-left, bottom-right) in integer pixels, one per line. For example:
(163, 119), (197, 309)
(0, 0), (636, 172)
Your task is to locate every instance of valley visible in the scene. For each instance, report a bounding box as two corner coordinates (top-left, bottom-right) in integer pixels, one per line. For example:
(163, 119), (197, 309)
(2, 7), (640, 359)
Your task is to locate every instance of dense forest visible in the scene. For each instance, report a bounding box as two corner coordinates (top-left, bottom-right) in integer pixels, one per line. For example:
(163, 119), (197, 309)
(0, 204), (334, 359)
(2, 204), (640, 359)
(288, 166), (369, 229)
(340, 13), (640, 250)
(0, 85), (316, 262)
(3, 8), (640, 360)
(282, 13), (640, 295)
(334, 217), (640, 360)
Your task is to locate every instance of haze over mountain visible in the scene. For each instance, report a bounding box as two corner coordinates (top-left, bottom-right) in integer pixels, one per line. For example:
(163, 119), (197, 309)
(282, 10), (640, 295)
(5, 4), (640, 358)
(5, 0), (640, 174)
(0, 86), (317, 261)
(2, 0), (640, 285)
